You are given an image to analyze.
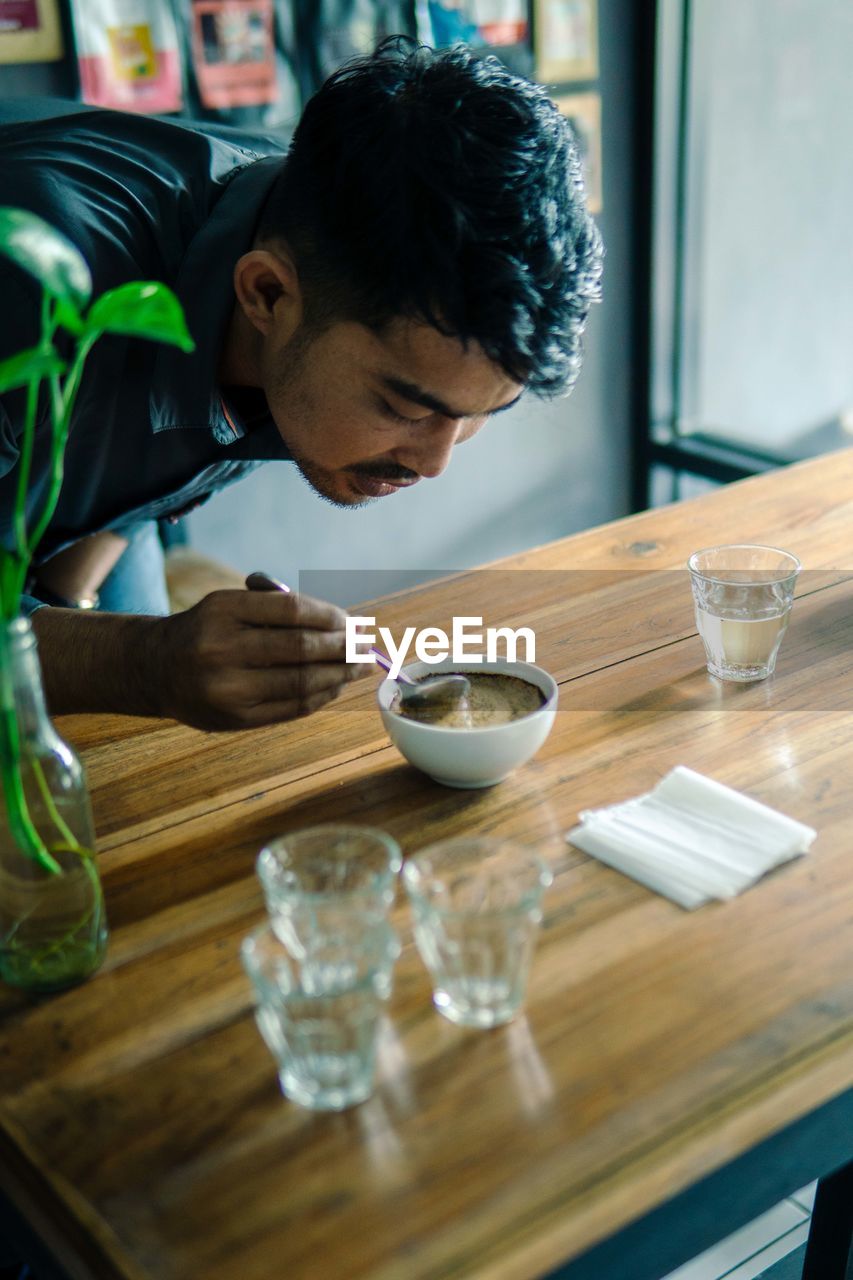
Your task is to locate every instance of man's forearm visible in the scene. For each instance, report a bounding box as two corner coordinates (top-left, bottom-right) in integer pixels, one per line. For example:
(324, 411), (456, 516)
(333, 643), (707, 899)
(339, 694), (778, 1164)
(29, 590), (358, 731)
(32, 608), (169, 718)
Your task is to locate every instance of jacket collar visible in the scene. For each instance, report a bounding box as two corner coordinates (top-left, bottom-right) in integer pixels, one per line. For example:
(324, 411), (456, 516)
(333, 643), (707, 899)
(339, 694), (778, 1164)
(148, 154), (289, 458)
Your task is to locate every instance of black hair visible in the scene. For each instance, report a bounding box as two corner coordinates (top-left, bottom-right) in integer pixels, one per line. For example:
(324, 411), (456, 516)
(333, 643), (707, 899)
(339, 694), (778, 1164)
(258, 36), (604, 396)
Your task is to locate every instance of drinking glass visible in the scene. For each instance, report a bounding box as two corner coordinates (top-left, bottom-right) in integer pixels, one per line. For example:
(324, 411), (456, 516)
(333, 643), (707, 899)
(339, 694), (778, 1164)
(403, 836), (553, 1029)
(687, 544), (800, 682)
(269, 899), (400, 1000)
(241, 917), (399, 1111)
(256, 825), (402, 922)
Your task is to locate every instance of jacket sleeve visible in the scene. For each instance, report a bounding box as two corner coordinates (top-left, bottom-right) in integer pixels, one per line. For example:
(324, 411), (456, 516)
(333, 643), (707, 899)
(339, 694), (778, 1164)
(19, 593), (46, 615)
(0, 263), (55, 574)
(0, 397), (19, 481)
(0, 266), (46, 480)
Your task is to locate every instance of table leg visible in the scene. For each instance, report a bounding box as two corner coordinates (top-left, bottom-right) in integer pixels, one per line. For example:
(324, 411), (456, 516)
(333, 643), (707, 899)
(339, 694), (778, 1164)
(801, 1160), (853, 1280)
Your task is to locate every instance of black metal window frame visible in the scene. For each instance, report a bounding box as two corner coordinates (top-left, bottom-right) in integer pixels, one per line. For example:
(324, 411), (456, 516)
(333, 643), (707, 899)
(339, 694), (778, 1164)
(631, 0), (799, 512)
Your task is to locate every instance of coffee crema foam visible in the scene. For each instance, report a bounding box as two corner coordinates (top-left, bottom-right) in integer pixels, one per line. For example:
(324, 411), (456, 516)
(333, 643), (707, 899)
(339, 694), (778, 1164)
(392, 672), (545, 728)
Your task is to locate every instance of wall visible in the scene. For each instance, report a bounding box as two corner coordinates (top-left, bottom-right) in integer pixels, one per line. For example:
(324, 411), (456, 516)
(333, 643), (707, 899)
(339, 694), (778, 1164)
(0, 0), (639, 605)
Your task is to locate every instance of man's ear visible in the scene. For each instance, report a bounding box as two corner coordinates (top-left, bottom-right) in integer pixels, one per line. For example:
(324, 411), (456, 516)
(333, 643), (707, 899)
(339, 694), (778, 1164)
(233, 247), (303, 341)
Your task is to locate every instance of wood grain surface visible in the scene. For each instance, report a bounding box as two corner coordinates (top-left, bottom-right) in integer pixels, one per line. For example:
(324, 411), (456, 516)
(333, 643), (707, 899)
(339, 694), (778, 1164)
(1, 450), (852, 1280)
(58, 447), (853, 848)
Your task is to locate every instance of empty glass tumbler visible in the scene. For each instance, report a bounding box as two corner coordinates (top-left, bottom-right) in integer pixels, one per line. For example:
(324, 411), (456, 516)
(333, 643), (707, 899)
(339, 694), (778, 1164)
(241, 915), (400, 1111)
(687, 544), (800, 682)
(256, 825), (402, 925)
(403, 836), (553, 1029)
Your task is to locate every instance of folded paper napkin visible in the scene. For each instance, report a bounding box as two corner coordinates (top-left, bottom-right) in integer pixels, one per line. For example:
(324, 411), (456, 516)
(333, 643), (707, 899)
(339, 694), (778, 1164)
(566, 766), (816, 909)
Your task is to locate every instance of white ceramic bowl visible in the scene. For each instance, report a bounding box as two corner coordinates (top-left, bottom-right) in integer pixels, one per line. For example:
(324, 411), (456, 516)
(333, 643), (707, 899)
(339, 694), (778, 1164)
(377, 658), (558, 789)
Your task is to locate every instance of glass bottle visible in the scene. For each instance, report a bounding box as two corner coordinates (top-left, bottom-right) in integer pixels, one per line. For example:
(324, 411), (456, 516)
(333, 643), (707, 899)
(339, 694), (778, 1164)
(0, 617), (107, 992)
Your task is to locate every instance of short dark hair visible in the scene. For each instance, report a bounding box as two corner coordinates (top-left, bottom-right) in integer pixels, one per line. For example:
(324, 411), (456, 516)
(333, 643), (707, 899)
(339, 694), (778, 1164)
(259, 37), (603, 396)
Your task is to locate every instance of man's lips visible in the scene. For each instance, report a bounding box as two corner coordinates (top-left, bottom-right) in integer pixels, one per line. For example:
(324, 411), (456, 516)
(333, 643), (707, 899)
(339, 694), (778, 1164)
(348, 472), (420, 499)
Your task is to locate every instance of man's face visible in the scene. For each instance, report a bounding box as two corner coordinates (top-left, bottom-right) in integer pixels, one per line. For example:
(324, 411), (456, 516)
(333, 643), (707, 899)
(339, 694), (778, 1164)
(260, 316), (524, 507)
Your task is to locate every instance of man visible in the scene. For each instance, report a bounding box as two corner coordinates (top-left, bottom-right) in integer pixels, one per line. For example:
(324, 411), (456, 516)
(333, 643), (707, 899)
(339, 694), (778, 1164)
(0, 37), (603, 730)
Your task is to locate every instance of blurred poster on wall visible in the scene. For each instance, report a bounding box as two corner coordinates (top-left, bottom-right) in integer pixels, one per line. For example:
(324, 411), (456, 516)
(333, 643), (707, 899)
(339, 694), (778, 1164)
(177, 0), (300, 137)
(310, 0), (415, 86)
(71, 0), (182, 112)
(190, 0), (276, 108)
(424, 0), (527, 50)
(534, 0), (597, 84)
(467, 0), (526, 45)
(0, 0), (63, 62)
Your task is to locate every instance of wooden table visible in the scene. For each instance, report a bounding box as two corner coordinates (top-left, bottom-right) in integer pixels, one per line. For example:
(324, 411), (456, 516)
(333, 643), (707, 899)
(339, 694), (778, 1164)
(1, 451), (852, 1280)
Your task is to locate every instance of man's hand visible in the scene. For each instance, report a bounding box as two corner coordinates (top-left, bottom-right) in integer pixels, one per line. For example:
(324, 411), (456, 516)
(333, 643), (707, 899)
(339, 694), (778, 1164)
(155, 589), (362, 730)
(33, 589), (367, 731)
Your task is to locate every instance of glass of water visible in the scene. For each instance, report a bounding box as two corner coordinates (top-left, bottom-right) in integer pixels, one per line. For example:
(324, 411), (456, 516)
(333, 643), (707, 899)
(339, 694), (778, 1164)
(241, 915), (400, 1111)
(687, 544), (800, 682)
(403, 836), (553, 1029)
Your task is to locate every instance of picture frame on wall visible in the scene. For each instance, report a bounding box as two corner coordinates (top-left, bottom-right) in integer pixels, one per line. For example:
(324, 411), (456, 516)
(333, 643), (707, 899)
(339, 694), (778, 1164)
(189, 0), (277, 109)
(534, 0), (597, 85)
(0, 0), (63, 63)
(554, 90), (602, 213)
(423, 0), (529, 57)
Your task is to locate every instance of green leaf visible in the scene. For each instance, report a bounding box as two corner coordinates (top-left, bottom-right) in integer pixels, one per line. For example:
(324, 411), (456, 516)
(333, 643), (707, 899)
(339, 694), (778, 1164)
(0, 344), (65, 394)
(54, 295), (86, 337)
(86, 282), (195, 352)
(0, 207), (92, 306)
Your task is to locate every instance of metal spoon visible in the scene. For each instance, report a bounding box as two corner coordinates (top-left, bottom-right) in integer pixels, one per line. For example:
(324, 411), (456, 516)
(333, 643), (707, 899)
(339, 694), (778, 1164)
(245, 572), (470, 715)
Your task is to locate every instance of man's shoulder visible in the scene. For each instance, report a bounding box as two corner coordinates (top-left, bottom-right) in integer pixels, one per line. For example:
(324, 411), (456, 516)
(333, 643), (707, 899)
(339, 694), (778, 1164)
(0, 98), (286, 180)
(0, 101), (286, 286)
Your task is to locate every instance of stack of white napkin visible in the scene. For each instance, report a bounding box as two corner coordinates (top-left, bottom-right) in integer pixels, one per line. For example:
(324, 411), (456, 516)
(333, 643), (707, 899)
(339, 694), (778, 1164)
(566, 766), (816, 909)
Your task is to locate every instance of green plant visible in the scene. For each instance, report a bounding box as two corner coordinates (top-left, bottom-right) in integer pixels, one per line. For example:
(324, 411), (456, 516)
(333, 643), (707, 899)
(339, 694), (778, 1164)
(0, 206), (193, 874)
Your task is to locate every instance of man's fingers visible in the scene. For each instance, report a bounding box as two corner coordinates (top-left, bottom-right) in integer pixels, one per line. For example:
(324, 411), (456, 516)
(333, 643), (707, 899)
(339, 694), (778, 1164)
(238, 625), (352, 668)
(229, 588), (349, 633)
(235, 684), (343, 728)
(159, 591), (372, 730)
(240, 663), (354, 704)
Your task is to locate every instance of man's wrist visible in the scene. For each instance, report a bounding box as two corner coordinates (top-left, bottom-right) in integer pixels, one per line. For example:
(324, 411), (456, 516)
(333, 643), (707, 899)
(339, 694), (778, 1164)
(32, 608), (172, 719)
(28, 578), (100, 611)
(126, 613), (173, 719)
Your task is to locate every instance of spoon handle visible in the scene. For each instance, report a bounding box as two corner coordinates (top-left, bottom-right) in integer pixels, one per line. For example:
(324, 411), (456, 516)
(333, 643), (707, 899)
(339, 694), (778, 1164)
(246, 572), (414, 685)
(245, 571), (291, 594)
(370, 647), (416, 686)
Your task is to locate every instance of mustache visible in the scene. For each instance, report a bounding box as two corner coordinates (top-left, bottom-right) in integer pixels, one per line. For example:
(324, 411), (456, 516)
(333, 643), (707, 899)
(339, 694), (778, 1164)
(347, 462), (419, 483)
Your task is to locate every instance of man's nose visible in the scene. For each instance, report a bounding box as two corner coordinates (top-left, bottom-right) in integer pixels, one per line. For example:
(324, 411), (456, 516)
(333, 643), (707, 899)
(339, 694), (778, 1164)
(399, 418), (463, 479)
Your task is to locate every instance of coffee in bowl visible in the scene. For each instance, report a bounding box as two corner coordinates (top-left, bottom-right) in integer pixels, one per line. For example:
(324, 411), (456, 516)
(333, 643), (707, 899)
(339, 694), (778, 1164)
(377, 659), (558, 789)
(392, 672), (545, 728)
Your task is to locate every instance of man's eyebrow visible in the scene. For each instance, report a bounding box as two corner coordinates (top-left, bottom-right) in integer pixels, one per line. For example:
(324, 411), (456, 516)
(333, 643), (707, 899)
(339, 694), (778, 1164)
(381, 375), (522, 420)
